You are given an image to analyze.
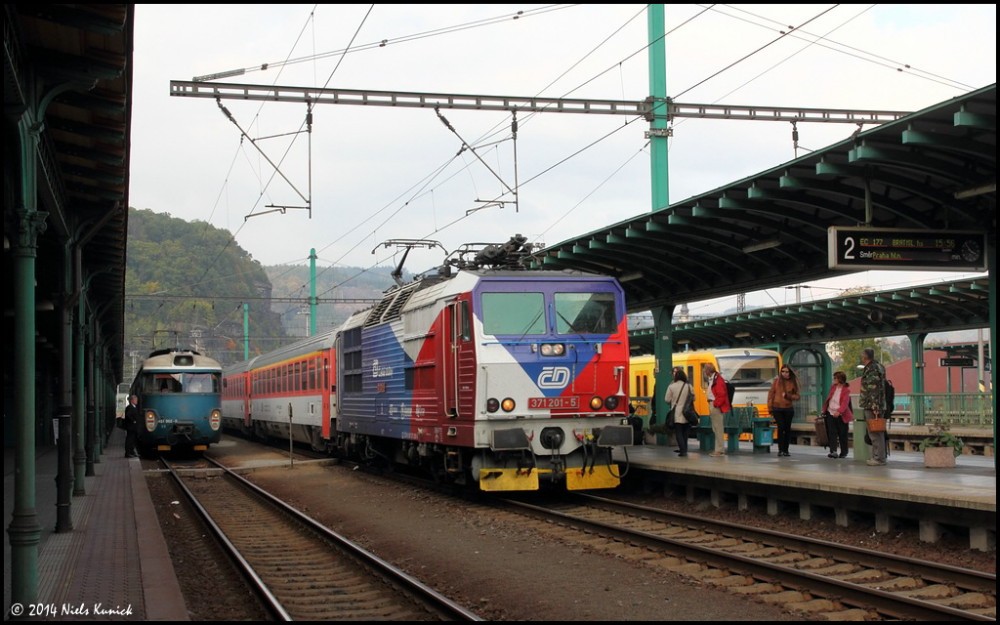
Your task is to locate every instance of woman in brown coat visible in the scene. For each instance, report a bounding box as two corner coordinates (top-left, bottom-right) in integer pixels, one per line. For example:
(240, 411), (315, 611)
(768, 364), (801, 457)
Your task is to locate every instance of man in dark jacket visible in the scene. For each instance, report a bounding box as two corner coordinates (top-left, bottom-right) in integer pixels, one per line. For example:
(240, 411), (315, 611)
(121, 394), (140, 458)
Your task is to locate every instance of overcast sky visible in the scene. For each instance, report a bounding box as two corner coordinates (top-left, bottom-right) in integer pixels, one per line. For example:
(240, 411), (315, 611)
(129, 4), (995, 315)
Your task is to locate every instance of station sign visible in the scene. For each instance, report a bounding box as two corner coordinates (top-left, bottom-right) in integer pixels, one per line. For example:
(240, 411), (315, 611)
(939, 357), (975, 367)
(828, 227), (987, 271)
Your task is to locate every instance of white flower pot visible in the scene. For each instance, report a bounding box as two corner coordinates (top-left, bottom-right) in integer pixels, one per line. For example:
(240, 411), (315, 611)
(923, 445), (956, 468)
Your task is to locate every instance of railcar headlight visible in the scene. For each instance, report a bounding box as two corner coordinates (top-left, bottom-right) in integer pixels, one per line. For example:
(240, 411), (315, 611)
(501, 398), (516, 412)
(486, 398), (500, 413)
(589, 396), (604, 410)
(604, 395), (620, 411)
(210, 409), (222, 431)
(144, 410), (157, 433)
(540, 343), (566, 356)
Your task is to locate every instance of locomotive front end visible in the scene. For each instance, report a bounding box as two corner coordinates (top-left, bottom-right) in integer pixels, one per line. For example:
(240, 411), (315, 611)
(471, 277), (633, 491)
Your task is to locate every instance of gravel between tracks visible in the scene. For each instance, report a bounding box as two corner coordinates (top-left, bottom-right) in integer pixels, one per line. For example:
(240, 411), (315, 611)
(148, 436), (995, 621)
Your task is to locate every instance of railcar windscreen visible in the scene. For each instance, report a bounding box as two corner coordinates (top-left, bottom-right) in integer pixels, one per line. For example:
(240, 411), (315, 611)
(716, 354), (780, 387)
(482, 292), (545, 335)
(554, 292), (616, 334)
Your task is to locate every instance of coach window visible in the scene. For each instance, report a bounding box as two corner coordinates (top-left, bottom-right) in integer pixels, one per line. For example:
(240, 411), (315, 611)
(482, 292), (544, 335)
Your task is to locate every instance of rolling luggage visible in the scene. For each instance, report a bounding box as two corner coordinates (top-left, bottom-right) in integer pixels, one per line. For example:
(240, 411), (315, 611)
(814, 413), (829, 448)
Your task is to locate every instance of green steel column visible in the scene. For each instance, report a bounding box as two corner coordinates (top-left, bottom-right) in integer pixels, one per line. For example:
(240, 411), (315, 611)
(310, 248), (317, 336)
(909, 332), (928, 425)
(85, 321), (96, 476)
(9, 113), (48, 610)
(988, 234), (996, 469)
(56, 295), (74, 532)
(647, 6), (672, 440)
(651, 306), (675, 429)
(648, 4), (669, 211)
(74, 293), (87, 495)
(243, 302), (250, 360)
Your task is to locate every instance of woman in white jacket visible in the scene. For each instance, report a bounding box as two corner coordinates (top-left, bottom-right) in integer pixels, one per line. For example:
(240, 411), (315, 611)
(664, 368), (694, 457)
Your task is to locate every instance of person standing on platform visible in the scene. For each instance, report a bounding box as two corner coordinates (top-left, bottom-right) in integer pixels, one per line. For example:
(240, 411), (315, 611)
(768, 364), (801, 457)
(822, 370), (854, 459)
(704, 363), (731, 457)
(664, 368), (693, 457)
(860, 348), (887, 466)
(121, 393), (140, 459)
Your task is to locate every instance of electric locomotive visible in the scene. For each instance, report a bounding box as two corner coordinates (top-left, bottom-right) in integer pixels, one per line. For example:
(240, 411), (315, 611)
(130, 348), (223, 455)
(222, 235), (635, 491)
(337, 235), (634, 491)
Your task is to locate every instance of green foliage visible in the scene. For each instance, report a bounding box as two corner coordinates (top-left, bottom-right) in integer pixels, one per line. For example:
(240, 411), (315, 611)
(124, 208), (399, 375)
(831, 338), (896, 381)
(125, 208), (287, 370)
(918, 422), (964, 456)
(265, 264), (401, 332)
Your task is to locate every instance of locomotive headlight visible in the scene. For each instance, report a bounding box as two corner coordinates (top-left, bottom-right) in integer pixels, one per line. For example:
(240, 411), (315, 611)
(486, 398), (500, 413)
(501, 398), (516, 412)
(589, 396), (604, 410)
(210, 409), (222, 431)
(604, 395), (620, 411)
(539, 343), (565, 356)
(144, 410), (157, 433)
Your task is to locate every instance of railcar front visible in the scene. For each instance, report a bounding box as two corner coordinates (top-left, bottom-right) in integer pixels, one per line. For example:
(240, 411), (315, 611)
(131, 349), (223, 455)
(336, 269), (634, 492)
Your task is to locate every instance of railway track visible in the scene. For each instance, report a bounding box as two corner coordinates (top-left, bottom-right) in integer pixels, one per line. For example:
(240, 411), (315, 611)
(162, 457), (481, 621)
(495, 492), (996, 621)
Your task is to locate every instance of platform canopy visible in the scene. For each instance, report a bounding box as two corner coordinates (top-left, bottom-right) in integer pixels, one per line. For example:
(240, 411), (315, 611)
(4, 5), (133, 379)
(628, 277), (991, 353)
(530, 84), (996, 315)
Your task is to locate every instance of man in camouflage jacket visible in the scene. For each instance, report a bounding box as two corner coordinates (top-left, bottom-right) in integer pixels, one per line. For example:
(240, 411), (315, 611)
(859, 348), (887, 465)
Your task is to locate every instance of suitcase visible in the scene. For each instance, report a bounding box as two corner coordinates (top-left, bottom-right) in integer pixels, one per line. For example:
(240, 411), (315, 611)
(814, 414), (829, 447)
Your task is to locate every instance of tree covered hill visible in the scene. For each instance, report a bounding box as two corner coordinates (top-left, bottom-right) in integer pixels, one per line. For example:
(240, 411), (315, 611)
(124, 207), (396, 373)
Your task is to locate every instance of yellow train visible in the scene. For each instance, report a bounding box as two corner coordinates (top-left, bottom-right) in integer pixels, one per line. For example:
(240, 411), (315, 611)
(630, 348), (782, 421)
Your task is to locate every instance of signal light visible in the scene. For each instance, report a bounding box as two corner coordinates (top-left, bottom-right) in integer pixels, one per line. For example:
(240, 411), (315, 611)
(501, 398), (516, 412)
(486, 398), (500, 413)
(604, 396), (619, 411)
(589, 396), (604, 410)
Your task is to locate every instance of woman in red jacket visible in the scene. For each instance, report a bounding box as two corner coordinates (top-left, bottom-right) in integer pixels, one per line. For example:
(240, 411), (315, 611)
(705, 363), (732, 457)
(768, 364), (801, 457)
(821, 370), (854, 458)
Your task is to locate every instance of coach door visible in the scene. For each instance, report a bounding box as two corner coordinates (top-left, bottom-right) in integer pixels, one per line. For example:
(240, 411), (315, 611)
(444, 298), (476, 419)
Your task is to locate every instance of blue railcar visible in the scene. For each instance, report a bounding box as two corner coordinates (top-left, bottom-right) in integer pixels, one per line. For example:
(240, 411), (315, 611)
(130, 348), (223, 455)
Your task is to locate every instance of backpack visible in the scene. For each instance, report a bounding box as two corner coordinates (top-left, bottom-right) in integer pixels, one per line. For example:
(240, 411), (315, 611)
(725, 379), (735, 405)
(883, 379), (895, 419)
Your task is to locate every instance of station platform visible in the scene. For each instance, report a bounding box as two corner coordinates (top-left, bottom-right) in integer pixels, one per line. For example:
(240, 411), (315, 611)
(614, 437), (997, 551)
(4, 429), (187, 621)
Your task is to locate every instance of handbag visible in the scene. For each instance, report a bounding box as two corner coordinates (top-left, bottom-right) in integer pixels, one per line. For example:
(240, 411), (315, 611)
(682, 384), (699, 426)
(867, 416), (887, 433)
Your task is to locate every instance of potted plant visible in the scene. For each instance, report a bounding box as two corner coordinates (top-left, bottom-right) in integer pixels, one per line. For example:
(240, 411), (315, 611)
(918, 422), (964, 468)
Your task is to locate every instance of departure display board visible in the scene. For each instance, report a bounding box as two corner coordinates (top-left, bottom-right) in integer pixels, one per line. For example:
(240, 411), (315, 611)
(828, 227), (987, 271)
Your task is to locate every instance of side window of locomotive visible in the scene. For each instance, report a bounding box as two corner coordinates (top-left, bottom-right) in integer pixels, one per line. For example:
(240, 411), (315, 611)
(481, 292), (545, 335)
(554, 292), (616, 334)
(460, 300), (471, 341)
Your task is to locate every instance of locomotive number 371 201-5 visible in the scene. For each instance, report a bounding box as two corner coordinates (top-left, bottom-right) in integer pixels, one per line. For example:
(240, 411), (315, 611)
(528, 396), (580, 409)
